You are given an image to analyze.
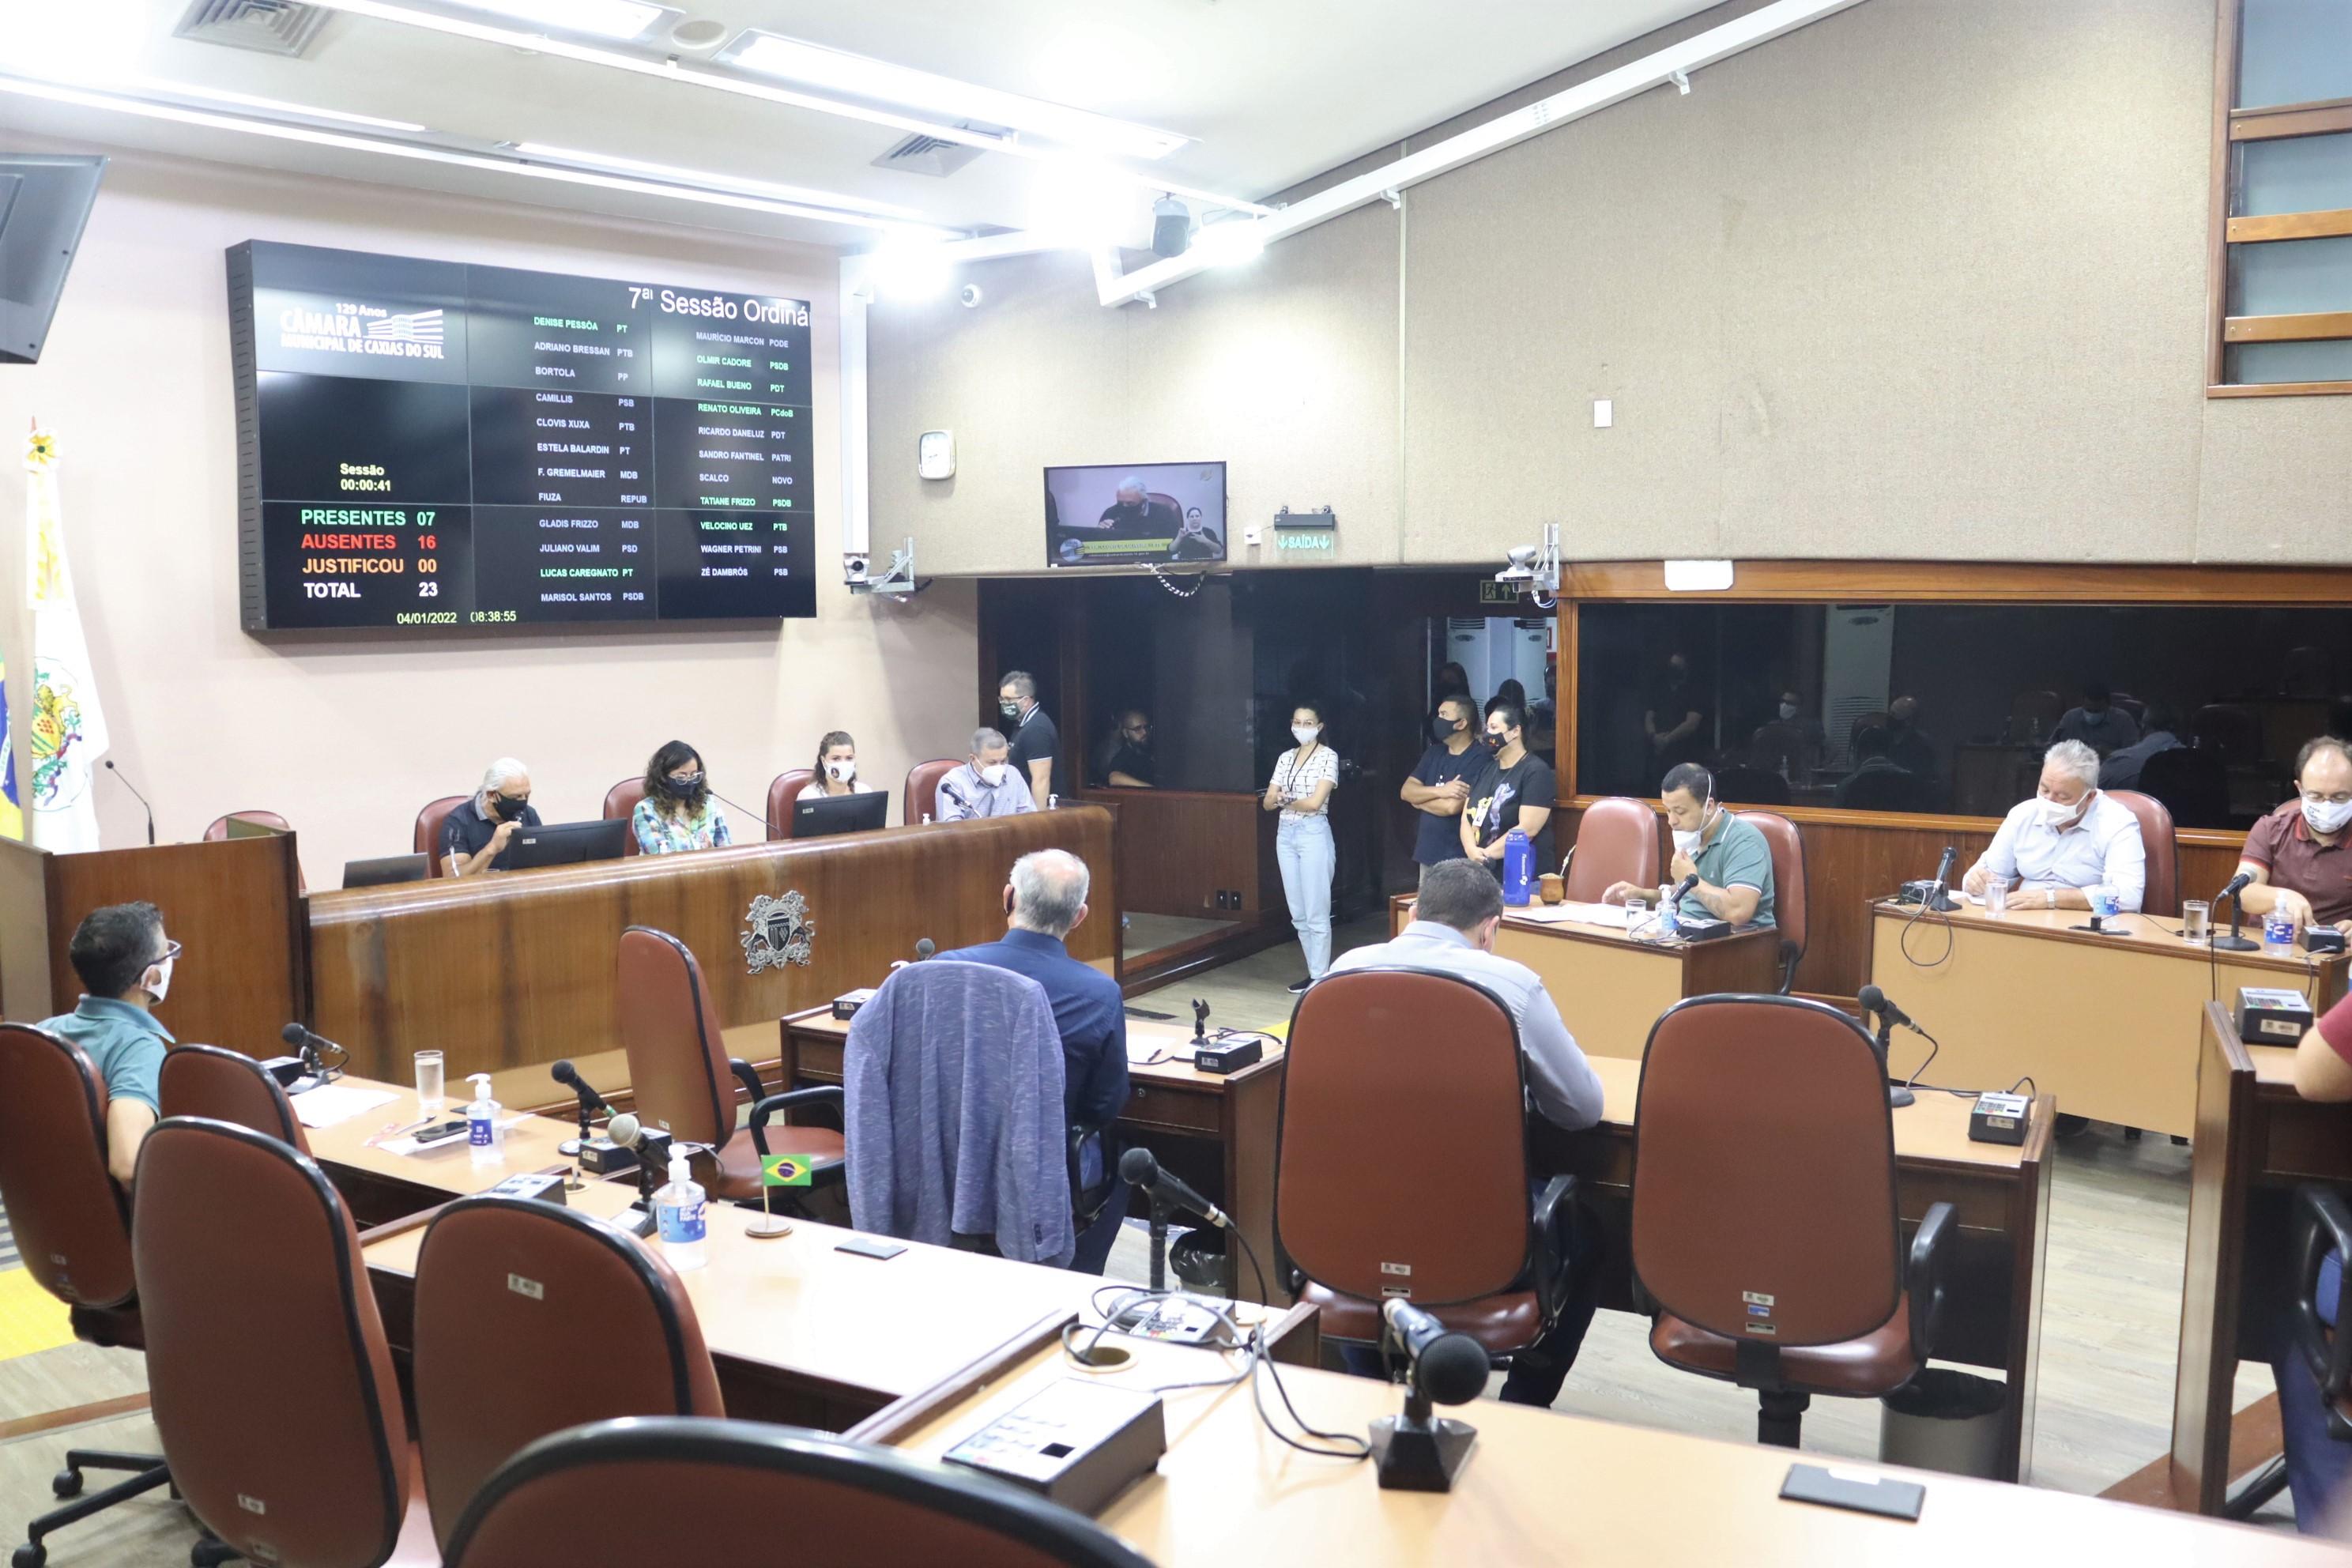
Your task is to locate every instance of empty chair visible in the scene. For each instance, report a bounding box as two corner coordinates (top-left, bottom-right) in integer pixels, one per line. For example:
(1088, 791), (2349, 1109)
(133, 1117), (434, 1567)
(1634, 994), (1954, 1449)
(0, 1025), (172, 1568)
(1743, 812), (1810, 991)
(903, 759), (959, 827)
(441, 1417), (1155, 1568)
(1710, 764), (1791, 807)
(203, 809), (291, 839)
(2104, 789), (2178, 917)
(615, 926), (844, 1204)
(415, 794), (468, 876)
(603, 777), (650, 857)
(2139, 746), (2232, 831)
(844, 959), (1075, 1265)
(413, 1195), (726, 1552)
(1277, 968), (1579, 1395)
(1560, 796), (1662, 902)
(767, 768), (817, 840)
(158, 1043), (308, 1152)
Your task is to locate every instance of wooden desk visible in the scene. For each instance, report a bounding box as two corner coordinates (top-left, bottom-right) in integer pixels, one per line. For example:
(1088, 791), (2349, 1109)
(1386, 894), (1783, 1059)
(2169, 1002), (2352, 1513)
(1537, 1056), (2053, 1483)
(885, 1336), (2337, 1566)
(296, 1072), (587, 1225)
(1863, 899), (2347, 1136)
(783, 1012), (1287, 1305)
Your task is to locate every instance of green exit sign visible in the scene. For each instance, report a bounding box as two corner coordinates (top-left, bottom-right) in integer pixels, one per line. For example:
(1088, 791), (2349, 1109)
(1276, 533), (1334, 553)
(1480, 581), (1525, 604)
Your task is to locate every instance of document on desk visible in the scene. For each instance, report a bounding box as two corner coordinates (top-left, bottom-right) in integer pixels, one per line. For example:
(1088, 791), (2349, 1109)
(288, 1084), (398, 1129)
(380, 1114), (530, 1158)
(1514, 901), (1631, 928)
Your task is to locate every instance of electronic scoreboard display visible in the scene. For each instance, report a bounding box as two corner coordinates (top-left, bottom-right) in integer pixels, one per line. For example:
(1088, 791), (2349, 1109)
(228, 240), (816, 630)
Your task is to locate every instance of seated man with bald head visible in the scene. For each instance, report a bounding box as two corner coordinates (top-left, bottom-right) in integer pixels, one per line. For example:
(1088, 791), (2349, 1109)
(937, 850), (1129, 1273)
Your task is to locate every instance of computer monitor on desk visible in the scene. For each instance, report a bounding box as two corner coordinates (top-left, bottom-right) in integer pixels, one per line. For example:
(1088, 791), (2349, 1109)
(793, 791), (889, 839)
(342, 854), (428, 888)
(505, 818), (631, 869)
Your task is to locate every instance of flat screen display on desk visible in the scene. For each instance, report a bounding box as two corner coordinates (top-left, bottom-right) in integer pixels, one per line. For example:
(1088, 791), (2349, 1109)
(1044, 462), (1225, 568)
(228, 240), (816, 630)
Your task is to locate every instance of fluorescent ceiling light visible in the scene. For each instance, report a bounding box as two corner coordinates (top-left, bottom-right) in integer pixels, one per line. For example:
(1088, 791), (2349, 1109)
(123, 81), (425, 132)
(871, 241), (952, 302)
(723, 32), (1186, 162)
(510, 141), (922, 219)
(0, 74), (957, 239)
(1192, 218), (1265, 267)
(452, 0), (668, 40)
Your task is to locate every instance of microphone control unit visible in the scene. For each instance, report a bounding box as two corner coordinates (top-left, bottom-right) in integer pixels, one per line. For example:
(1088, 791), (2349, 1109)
(1968, 1091), (2032, 1146)
(578, 1136), (639, 1176)
(943, 1380), (1167, 1517)
(485, 1171), (568, 1207)
(831, 987), (878, 1021)
(1193, 1035), (1262, 1075)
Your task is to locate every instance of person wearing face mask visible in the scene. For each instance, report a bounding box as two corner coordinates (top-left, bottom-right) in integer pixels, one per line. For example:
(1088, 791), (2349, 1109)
(1461, 701), (1557, 884)
(1401, 694), (1493, 884)
(2233, 736), (2352, 935)
(1750, 690), (1826, 781)
(1604, 763), (1777, 929)
(441, 757), (541, 876)
(1329, 859), (1605, 1406)
(37, 902), (179, 1186)
(1265, 703), (1341, 993)
(2052, 681), (2141, 759)
(799, 731), (876, 802)
(631, 740), (732, 854)
(1093, 710), (1155, 790)
(938, 729), (1039, 822)
(997, 669), (1064, 806)
(1961, 739), (2145, 912)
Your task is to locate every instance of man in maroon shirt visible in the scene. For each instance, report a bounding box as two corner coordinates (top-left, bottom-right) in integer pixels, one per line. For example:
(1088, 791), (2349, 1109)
(2237, 737), (2352, 934)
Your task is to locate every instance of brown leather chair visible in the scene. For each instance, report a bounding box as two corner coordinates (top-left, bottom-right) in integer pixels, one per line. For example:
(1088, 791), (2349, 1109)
(158, 1043), (308, 1153)
(767, 768), (817, 840)
(2291, 1185), (2352, 1435)
(416, 794), (468, 876)
(1633, 994), (1954, 1449)
(132, 1117), (435, 1567)
(2104, 788), (2178, 918)
(442, 1416), (1156, 1568)
(616, 926), (844, 1204)
(903, 759), (960, 826)
(1561, 795), (1661, 902)
(0, 1025), (172, 1567)
(604, 777), (650, 857)
(413, 1195), (726, 1551)
(205, 810), (307, 894)
(1276, 969), (1575, 1362)
(1742, 811), (1808, 993)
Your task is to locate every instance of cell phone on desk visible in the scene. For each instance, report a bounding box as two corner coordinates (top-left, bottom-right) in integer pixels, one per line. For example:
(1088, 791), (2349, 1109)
(413, 1119), (468, 1145)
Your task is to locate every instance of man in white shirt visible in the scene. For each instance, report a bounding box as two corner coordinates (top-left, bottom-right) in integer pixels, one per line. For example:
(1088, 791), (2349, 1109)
(937, 729), (1039, 822)
(1325, 859), (1604, 1405)
(1962, 739), (2147, 913)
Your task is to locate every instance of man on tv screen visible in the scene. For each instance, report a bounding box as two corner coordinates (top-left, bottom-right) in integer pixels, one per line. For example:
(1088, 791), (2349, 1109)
(1099, 477), (1182, 536)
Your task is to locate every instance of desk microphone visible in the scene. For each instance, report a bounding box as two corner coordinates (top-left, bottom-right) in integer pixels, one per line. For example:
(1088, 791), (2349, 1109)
(1856, 985), (1916, 1033)
(548, 1060), (614, 1150)
(1118, 1147), (1227, 1230)
(2214, 870), (2260, 952)
(1926, 846), (1958, 911)
(914, 938), (935, 960)
(1854, 987), (1918, 1109)
(1670, 872), (1699, 903)
(705, 786), (787, 838)
(1381, 1298), (1490, 1408)
(103, 760), (156, 846)
(280, 1021), (347, 1077)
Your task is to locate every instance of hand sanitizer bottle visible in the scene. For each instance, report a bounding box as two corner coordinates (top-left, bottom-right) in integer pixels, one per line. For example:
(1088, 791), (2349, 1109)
(466, 1073), (501, 1166)
(653, 1151), (708, 1270)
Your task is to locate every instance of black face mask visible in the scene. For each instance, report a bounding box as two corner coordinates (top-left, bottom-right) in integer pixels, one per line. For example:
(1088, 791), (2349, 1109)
(492, 793), (530, 822)
(662, 773), (704, 799)
(1484, 732), (1506, 753)
(1432, 717), (1461, 744)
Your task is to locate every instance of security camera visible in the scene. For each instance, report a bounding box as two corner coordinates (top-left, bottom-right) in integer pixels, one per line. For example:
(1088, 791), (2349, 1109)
(842, 554), (871, 586)
(1494, 545), (1540, 584)
(959, 284), (984, 309)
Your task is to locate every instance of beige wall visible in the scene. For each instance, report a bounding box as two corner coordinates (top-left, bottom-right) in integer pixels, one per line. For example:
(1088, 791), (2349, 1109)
(869, 0), (2352, 573)
(0, 140), (978, 883)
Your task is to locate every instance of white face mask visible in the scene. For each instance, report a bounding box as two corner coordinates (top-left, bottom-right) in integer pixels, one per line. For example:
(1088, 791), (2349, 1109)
(1778, 703), (1799, 721)
(142, 955), (174, 1005)
(1291, 726), (1321, 746)
(2305, 795), (2352, 835)
(826, 759), (856, 784)
(1672, 803), (1714, 858)
(979, 762), (1008, 786)
(2037, 793), (2084, 827)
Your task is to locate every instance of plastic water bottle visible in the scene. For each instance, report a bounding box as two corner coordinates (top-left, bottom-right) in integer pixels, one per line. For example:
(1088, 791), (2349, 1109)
(465, 1073), (501, 1167)
(653, 1152), (708, 1271)
(1501, 829), (1533, 907)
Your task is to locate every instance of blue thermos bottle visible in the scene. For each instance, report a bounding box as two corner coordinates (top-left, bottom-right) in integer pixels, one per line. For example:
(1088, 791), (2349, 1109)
(1502, 829), (1534, 907)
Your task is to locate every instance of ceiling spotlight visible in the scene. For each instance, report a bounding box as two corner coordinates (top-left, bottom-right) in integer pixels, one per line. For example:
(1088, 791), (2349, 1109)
(872, 242), (952, 302)
(1192, 217), (1265, 268)
(1152, 195), (1190, 258)
(669, 17), (729, 50)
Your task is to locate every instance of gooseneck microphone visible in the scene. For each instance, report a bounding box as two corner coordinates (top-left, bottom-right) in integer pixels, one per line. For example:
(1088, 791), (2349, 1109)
(705, 786), (788, 839)
(1118, 1147), (1227, 1229)
(1856, 985), (1915, 1032)
(2218, 869), (2255, 901)
(1370, 1298), (1486, 1490)
(2214, 869), (2260, 952)
(1855, 987), (1918, 1109)
(1927, 846), (1958, 911)
(914, 938), (935, 961)
(104, 760), (156, 846)
(280, 1021), (347, 1079)
(549, 1058), (613, 1117)
(1381, 1299), (1490, 1408)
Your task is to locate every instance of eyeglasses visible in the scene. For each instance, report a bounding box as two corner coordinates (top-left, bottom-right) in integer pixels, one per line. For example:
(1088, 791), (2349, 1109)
(2305, 789), (2352, 806)
(157, 940), (183, 964)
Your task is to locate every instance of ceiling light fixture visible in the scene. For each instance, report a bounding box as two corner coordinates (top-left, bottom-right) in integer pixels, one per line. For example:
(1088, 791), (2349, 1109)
(870, 240), (952, 302)
(300, 0), (1273, 216)
(722, 32), (1186, 163)
(128, 80), (426, 132)
(450, 0), (670, 41)
(0, 74), (959, 238)
(1191, 217), (1265, 267)
(509, 141), (923, 218)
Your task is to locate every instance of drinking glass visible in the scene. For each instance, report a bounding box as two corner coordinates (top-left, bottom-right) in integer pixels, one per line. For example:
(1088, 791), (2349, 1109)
(2180, 900), (2211, 943)
(414, 1050), (445, 1116)
(1624, 896), (1649, 936)
(1983, 876), (2013, 916)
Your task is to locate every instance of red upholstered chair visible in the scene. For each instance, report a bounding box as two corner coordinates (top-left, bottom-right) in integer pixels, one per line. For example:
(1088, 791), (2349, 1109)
(1276, 969), (1576, 1364)
(1741, 811), (1809, 993)
(767, 768), (817, 841)
(604, 777), (650, 857)
(132, 1117), (435, 1567)
(615, 926), (845, 1204)
(1633, 994), (1954, 1449)
(159, 1044), (309, 1153)
(442, 1417), (1157, 1568)
(1562, 796), (1661, 902)
(903, 760), (960, 827)
(413, 1195), (726, 1552)
(2104, 789), (2178, 918)
(0, 1025), (172, 1568)
(416, 794), (468, 876)
(205, 809), (307, 893)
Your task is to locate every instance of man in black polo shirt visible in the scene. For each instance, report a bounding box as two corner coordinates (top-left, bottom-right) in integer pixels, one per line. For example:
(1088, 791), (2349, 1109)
(998, 669), (1065, 805)
(1400, 693), (1492, 885)
(440, 757), (541, 876)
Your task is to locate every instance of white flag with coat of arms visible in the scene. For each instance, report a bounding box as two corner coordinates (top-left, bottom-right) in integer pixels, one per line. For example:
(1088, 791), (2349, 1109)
(19, 422), (109, 851)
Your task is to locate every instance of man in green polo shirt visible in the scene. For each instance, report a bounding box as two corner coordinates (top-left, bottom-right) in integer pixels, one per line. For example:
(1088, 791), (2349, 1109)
(37, 902), (178, 1186)
(1604, 763), (1777, 929)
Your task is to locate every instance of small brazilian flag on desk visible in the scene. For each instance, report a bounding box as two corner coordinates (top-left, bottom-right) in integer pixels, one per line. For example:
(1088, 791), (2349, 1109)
(761, 1154), (814, 1187)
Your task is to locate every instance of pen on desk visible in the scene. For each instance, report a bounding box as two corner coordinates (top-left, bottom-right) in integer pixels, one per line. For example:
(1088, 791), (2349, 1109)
(364, 1114), (436, 1147)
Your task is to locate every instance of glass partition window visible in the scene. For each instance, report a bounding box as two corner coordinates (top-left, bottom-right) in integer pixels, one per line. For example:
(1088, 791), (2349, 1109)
(1573, 602), (2352, 829)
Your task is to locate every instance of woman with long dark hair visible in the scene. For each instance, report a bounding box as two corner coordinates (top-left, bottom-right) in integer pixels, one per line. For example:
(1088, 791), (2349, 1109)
(799, 730), (875, 801)
(632, 739), (732, 854)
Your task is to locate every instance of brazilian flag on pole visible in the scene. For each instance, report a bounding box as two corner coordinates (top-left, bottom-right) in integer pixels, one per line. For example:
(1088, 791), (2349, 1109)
(761, 1154), (814, 1187)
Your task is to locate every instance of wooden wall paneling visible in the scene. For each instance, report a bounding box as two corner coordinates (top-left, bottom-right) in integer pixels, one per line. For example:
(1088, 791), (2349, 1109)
(0, 839), (52, 1021)
(1076, 788), (1265, 918)
(2226, 209), (2352, 243)
(2224, 312), (2352, 344)
(307, 810), (1117, 1085)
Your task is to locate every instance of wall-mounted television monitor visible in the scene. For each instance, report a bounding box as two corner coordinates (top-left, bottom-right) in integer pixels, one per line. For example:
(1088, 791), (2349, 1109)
(1045, 462), (1226, 568)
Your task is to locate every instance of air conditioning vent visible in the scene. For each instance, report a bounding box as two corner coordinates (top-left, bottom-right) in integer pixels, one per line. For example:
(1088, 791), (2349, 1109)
(174, 0), (330, 58)
(871, 134), (986, 179)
